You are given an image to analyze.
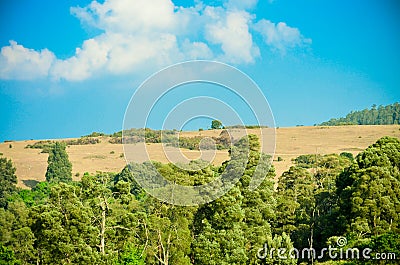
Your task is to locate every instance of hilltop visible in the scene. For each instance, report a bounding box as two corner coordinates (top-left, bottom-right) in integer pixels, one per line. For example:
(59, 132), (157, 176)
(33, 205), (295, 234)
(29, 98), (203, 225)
(319, 102), (400, 126)
(0, 125), (399, 189)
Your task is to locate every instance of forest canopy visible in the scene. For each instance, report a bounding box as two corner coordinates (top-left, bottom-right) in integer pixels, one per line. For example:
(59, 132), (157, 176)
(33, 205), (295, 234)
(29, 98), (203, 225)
(0, 135), (399, 264)
(319, 102), (400, 126)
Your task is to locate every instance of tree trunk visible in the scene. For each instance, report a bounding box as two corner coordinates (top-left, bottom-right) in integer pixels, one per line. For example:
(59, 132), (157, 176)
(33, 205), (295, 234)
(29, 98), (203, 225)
(100, 200), (106, 255)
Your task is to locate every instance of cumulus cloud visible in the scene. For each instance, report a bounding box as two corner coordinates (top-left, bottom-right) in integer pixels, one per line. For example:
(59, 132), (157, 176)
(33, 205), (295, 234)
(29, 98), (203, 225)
(0, 0), (311, 81)
(51, 37), (110, 81)
(254, 19), (312, 53)
(0, 41), (55, 80)
(71, 0), (177, 34)
(205, 9), (259, 63)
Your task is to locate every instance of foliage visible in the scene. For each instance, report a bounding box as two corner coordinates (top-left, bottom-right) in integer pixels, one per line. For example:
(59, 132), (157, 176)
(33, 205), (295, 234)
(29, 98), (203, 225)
(319, 102), (400, 125)
(64, 137), (100, 145)
(275, 153), (354, 263)
(336, 136), (400, 239)
(45, 142), (72, 183)
(0, 157), (17, 208)
(83, 132), (108, 137)
(118, 244), (145, 265)
(169, 130), (232, 150)
(1, 135), (400, 264)
(192, 134), (279, 264)
(293, 154), (321, 168)
(25, 140), (55, 153)
(109, 128), (177, 144)
(15, 182), (50, 207)
(111, 127), (232, 150)
(0, 243), (20, 265)
(26, 137), (100, 153)
(211, 120), (223, 129)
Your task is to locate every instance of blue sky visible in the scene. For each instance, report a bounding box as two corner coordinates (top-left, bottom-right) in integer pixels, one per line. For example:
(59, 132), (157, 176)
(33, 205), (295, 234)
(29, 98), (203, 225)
(0, 0), (399, 141)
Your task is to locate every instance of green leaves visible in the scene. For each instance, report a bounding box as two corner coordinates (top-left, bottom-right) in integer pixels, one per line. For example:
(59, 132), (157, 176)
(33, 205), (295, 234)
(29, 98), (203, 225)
(337, 137), (400, 239)
(1, 134), (399, 264)
(45, 142), (72, 183)
(192, 135), (276, 264)
(211, 120), (223, 129)
(0, 157), (17, 208)
(319, 102), (400, 125)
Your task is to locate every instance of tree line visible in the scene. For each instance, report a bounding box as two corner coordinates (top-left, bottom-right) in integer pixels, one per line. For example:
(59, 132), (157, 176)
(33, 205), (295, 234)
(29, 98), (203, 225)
(319, 102), (400, 126)
(0, 135), (399, 264)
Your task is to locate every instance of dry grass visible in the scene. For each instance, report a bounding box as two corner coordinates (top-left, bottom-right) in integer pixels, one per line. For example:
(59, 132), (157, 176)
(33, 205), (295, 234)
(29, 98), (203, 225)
(0, 125), (399, 189)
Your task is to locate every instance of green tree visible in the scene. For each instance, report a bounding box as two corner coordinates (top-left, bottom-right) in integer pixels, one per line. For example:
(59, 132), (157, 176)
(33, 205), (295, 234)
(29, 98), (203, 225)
(80, 173), (141, 260)
(193, 135), (277, 264)
(45, 142), (72, 183)
(275, 153), (354, 263)
(275, 166), (316, 251)
(319, 102), (400, 125)
(118, 243), (145, 265)
(30, 182), (100, 264)
(211, 120), (223, 129)
(258, 233), (297, 264)
(143, 202), (193, 265)
(0, 244), (20, 265)
(0, 157), (17, 208)
(192, 186), (247, 265)
(336, 137), (400, 241)
(0, 201), (36, 264)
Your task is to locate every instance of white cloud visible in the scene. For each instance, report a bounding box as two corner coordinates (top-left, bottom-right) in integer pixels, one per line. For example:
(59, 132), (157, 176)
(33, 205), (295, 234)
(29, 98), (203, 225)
(181, 39), (214, 60)
(71, 0), (177, 34)
(0, 41), (55, 80)
(51, 37), (110, 81)
(205, 9), (259, 64)
(254, 19), (312, 53)
(0, 0), (311, 82)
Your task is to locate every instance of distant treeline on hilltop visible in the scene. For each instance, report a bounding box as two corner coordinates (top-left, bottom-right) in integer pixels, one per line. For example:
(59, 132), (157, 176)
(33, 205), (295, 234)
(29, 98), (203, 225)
(319, 102), (400, 126)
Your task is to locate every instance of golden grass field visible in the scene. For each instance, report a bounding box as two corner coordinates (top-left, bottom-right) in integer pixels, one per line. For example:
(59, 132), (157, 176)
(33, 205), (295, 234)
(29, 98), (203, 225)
(0, 125), (399, 189)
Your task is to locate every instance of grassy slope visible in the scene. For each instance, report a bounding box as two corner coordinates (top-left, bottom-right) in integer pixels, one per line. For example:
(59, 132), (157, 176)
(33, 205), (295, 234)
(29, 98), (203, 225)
(0, 125), (399, 189)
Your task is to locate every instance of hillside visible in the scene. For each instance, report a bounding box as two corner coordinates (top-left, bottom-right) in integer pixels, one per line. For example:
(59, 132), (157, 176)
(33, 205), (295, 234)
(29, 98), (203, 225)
(0, 125), (399, 189)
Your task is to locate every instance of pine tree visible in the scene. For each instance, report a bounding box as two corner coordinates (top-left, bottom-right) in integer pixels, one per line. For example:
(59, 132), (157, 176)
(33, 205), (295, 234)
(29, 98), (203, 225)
(45, 142), (72, 183)
(336, 137), (400, 239)
(0, 157), (17, 208)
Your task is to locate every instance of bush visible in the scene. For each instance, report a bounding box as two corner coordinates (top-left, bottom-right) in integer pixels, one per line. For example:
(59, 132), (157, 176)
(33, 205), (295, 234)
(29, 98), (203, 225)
(340, 152), (354, 160)
(25, 140), (55, 153)
(294, 154), (321, 168)
(64, 137), (100, 145)
(83, 132), (107, 137)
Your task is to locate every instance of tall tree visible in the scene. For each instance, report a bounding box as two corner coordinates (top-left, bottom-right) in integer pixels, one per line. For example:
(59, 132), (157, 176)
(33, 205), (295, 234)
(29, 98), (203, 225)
(192, 135), (278, 264)
(336, 137), (400, 239)
(0, 157), (17, 208)
(45, 142), (72, 183)
(0, 201), (36, 264)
